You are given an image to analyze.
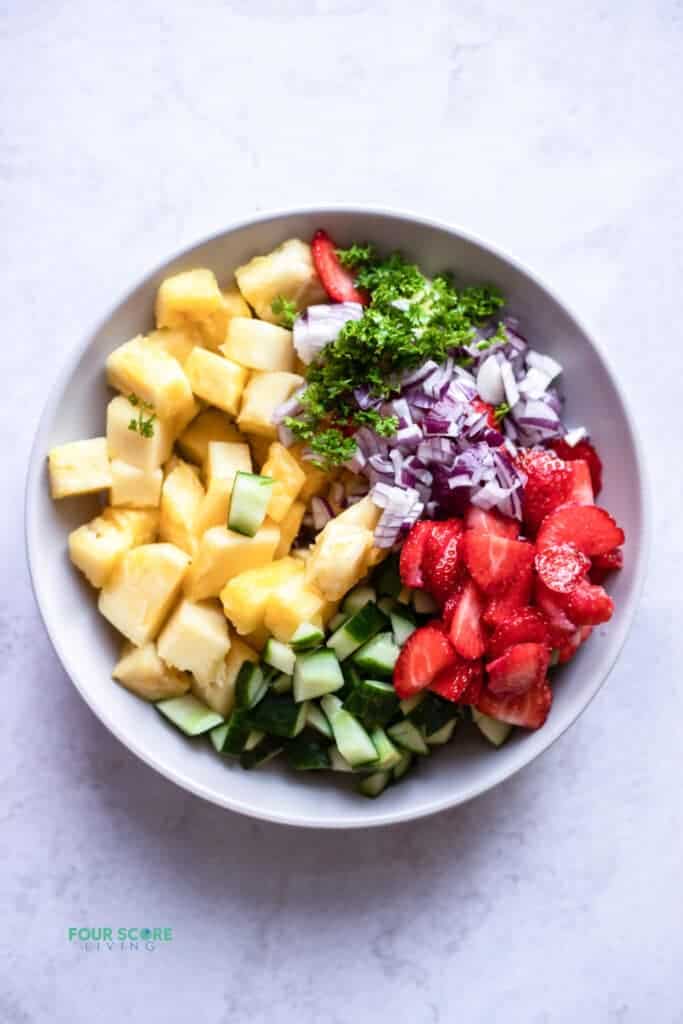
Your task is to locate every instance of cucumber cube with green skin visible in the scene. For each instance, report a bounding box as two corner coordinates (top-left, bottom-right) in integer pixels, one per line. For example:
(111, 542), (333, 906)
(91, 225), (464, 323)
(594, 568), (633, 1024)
(228, 471), (274, 537)
(392, 750), (414, 781)
(240, 735), (284, 769)
(290, 622), (325, 651)
(368, 728), (402, 770)
(306, 703), (333, 739)
(373, 551), (402, 598)
(351, 632), (399, 679)
(390, 610), (417, 647)
(328, 611), (348, 632)
(293, 649), (344, 702)
(270, 672), (293, 694)
(342, 584), (376, 617)
(326, 602), (389, 661)
(387, 719), (430, 756)
(285, 735), (331, 770)
(426, 719), (457, 745)
(328, 747), (354, 772)
(156, 694), (223, 736)
(246, 693), (309, 738)
(471, 709), (512, 747)
(399, 693), (424, 716)
(409, 692), (458, 736)
(321, 695), (377, 769)
(263, 638), (296, 676)
(358, 771), (391, 797)
(234, 662), (267, 710)
(343, 678), (399, 729)
(212, 710), (251, 754)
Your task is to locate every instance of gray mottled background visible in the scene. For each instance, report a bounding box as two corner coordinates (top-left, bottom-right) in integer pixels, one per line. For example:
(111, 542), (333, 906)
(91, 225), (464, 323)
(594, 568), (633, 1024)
(2, 1), (681, 1021)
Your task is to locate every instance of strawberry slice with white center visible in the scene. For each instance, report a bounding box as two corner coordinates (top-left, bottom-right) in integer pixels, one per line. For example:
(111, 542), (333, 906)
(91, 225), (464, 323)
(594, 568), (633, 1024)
(464, 505), (519, 538)
(462, 531), (535, 593)
(393, 622), (456, 698)
(536, 505), (624, 557)
(560, 577), (614, 626)
(486, 642), (550, 697)
(563, 459), (594, 506)
(444, 578), (486, 660)
(476, 679), (553, 730)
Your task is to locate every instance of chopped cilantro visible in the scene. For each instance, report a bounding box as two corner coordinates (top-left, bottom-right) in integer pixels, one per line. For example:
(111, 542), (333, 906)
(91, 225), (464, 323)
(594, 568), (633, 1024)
(335, 242), (376, 269)
(271, 295), (298, 328)
(127, 394), (156, 438)
(494, 401), (511, 422)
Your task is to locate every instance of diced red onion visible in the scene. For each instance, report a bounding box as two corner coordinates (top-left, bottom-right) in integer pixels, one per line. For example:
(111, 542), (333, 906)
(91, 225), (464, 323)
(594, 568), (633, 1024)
(311, 496), (333, 531)
(500, 358), (520, 408)
(518, 366), (551, 400)
(527, 349), (562, 382)
(277, 423), (296, 447)
(293, 302), (363, 365)
(476, 355), (505, 404)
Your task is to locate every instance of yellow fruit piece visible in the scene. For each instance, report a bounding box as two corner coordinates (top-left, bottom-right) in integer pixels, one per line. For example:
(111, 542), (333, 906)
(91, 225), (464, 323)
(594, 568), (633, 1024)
(103, 506), (159, 543)
(261, 442), (306, 522)
(184, 521), (280, 601)
(221, 286), (252, 320)
(48, 438), (111, 499)
(195, 632), (259, 716)
(176, 409), (243, 465)
(184, 347), (248, 416)
(106, 335), (195, 422)
(264, 574), (326, 642)
(290, 443), (331, 502)
(106, 395), (175, 472)
(98, 543), (190, 646)
(146, 324), (200, 366)
(235, 239), (326, 323)
(274, 500), (305, 558)
(305, 521), (374, 601)
(243, 625), (270, 653)
(159, 459), (205, 556)
(335, 495), (382, 531)
(220, 557), (302, 635)
(194, 441), (253, 535)
(156, 268), (229, 350)
(68, 506), (157, 588)
(113, 641), (191, 701)
(110, 460), (163, 508)
(221, 318), (294, 372)
(157, 599), (231, 688)
(237, 371), (304, 439)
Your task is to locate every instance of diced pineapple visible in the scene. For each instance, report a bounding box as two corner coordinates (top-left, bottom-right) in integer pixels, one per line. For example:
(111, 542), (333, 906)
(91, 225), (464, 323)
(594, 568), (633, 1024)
(221, 286), (252, 320)
(98, 543), (190, 646)
(184, 347), (248, 416)
(246, 433), (272, 470)
(146, 324), (200, 367)
(113, 641), (191, 701)
(237, 371), (304, 439)
(110, 460), (163, 508)
(264, 574), (326, 642)
(106, 335), (195, 422)
(157, 599), (231, 687)
(184, 521), (280, 601)
(261, 442), (306, 522)
(243, 625), (270, 653)
(48, 438), (111, 499)
(156, 268), (229, 350)
(194, 441), (253, 535)
(305, 521), (374, 601)
(193, 632), (259, 716)
(290, 443), (332, 501)
(335, 495), (382, 531)
(106, 395), (175, 471)
(103, 506), (159, 543)
(159, 459), (205, 555)
(234, 239), (327, 323)
(68, 506), (158, 588)
(220, 318), (294, 372)
(176, 409), (243, 465)
(220, 557), (303, 635)
(274, 500), (305, 558)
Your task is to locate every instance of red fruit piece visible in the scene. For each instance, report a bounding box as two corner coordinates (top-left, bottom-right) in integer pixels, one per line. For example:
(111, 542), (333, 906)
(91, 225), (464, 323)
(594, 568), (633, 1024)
(550, 438), (603, 495)
(486, 642), (551, 697)
(399, 520), (432, 588)
(590, 547), (624, 585)
(563, 459), (594, 506)
(488, 607), (551, 659)
(483, 564), (534, 628)
(446, 578), (486, 660)
(463, 531), (535, 593)
(430, 657), (482, 703)
(535, 543), (591, 594)
(556, 625), (592, 664)
(536, 505), (625, 557)
(311, 229), (368, 304)
(517, 448), (572, 533)
(535, 579), (577, 641)
(464, 505), (519, 539)
(477, 679), (553, 730)
(422, 519), (464, 605)
(393, 622), (456, 698)
(561, 577), (614, 626)
(471, 398), (498, 431)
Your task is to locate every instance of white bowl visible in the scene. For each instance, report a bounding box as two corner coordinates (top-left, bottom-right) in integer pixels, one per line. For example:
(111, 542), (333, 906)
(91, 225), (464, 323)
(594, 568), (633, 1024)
(25, 207), (649, 828)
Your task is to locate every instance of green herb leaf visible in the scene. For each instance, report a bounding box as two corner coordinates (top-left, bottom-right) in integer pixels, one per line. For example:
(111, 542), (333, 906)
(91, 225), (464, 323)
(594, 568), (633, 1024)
(271, 295), (298, 328)
(494, 401), (511, 422)
(127, 394), (156, 438)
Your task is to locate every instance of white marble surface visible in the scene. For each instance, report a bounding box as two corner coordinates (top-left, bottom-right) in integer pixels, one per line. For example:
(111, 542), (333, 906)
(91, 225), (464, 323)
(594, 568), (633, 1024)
(2, 1), (682, 1020)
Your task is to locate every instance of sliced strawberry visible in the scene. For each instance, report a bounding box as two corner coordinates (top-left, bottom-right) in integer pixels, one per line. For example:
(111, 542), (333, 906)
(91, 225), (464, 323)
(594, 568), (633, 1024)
(517, 447), (572, 533)
(535, 542), (591, 594)
(462, 531), (535, 593)
(483, 563), (534, 628)
(477, 679), (553, 730)
(446, 579), (486, 660)
(488, 607), (551, 659)
(399, 520), (432, 589)
(429, 656), (482, 703)
(471, 398), (498, 431)
(589, 547), (624, 585)
(556, 625), (592, 664)
(536, 505), (625, 557)
(393, 622), (456, 698)
(460, 662), (485, 704)
(464, 505), (519, 539)
(563, 459), (594, 505)
(422, 519), (463, 605)
(311, 229), (368, 304)
(560, 577), (614, 626)
(535, 579), (577, 640)
(486, 642), (551, 697)
(549, 438), (603, 495)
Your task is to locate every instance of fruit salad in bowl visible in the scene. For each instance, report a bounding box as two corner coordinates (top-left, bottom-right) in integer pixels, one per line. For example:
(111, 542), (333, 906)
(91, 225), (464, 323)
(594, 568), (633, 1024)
(43, 223), (627, 801)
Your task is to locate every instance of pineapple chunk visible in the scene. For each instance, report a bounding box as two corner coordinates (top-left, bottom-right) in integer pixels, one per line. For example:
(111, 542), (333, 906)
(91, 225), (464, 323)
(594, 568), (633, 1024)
(159, 459), (205, 555)
(194, 632), (259, 716)
(290, 443), (332, 501)
(176, 409), (243, 465)
(264, 574), (326, 642)
(98, 543), (190, 646)
(220, 557), (303, 635)
(106, 395), (174, 471)
(335, 495), (382, 531)
(106, 335), (195, 422)
(68, 506), (157, 587)
(243, 625), (270, 653)
(194, 441), (252, 535)
(246, 433), (272, 470)
(48, 438), (111, 499)
(113, 641), (190, 701)
(184, 521), (280, 601)
(237, 371), (304, 439)
(261, 442), (306, 522)
(305, 521), (374, 601)
(156, 268), (229, 350)
(157, 599), (231, 687)
(146, 325), (199, 366)
(235, 239), (326, 323)
(221, 286), (251, 320)
(274, 500), (305, 558)
(184, 347), (248, 416)
(221, 318), (294, 372)
(110, 460), (163, 508)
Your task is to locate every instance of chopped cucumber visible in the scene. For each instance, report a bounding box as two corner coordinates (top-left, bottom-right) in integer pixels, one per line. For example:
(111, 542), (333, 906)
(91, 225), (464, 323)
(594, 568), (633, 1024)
(369, 728), (402, 770)
(328, 611), (348, 632)
(327, 602), (388, 661)
(210, 723), (229, 752)
(387, 719), (430, 756)
(351, 632), (399, 679)
(271, 672), (293, 694)
(472, 709), (512, 747)
(244, 729), (265, 751)
(263, 638), (296, 676)
(290, 622), (325, 651)
(286, 735), (331, 770)
(320, 694), (343, 727)
(413, 590), (439, 615)
(390, 609), (417, 647)
(373, 551), (402, 597)
(246, 693), (309, 738)
(409, 692), (458, 736)
(328, 747), (354, 772)
(212, 710), (250, 754)
(378, 596), (397, 615)
(339, 661), (362, 700)
(321, 695), (377, 768)
(157, 695), (223, 736)
(342, 584), (376, 616)
(228, 471), (274, 537)
(293, 649), (344, 702)
(358, 771), (391, 797)
(393, 750), (414, 781)
(234, 662), (267, 710)
(426, 719), (457, 745)
(240, 735), (284, 769)
(306, 703), (333, 739)
(399, 693), (424, 716)
(343, 677), (399, 728)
